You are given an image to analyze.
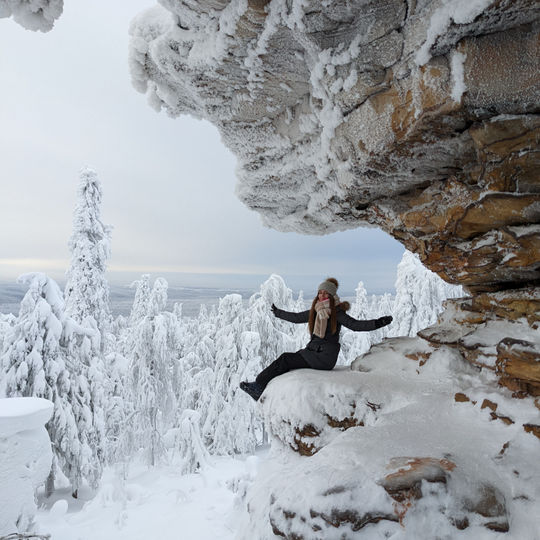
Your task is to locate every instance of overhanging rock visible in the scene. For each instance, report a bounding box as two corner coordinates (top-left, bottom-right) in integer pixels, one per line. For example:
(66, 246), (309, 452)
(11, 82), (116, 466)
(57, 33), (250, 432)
(129, 0), (540, 293)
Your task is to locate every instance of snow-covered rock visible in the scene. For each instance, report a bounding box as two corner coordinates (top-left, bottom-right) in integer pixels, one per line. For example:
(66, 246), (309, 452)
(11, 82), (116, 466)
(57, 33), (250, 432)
(0, 397), (53, 536)
(419, 291), (540, 398)
(241, 338), (540, 539)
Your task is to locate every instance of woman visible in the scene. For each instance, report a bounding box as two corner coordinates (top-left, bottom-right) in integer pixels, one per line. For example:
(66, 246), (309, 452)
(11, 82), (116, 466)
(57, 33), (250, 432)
(240, 277), (392, 401)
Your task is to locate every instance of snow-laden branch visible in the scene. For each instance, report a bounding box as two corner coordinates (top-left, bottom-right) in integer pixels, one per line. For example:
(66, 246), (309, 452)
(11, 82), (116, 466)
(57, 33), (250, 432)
(0, 0), (63, 32)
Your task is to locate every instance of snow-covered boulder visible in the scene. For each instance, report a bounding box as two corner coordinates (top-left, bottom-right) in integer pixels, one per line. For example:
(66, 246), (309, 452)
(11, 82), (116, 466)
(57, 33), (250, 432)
(240, 338), (540, 539)
(0, 397), (53, 536)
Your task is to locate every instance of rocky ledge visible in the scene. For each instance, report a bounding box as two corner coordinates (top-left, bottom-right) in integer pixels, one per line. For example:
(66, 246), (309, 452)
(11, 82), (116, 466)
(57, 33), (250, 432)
(238, 339), (539, 539)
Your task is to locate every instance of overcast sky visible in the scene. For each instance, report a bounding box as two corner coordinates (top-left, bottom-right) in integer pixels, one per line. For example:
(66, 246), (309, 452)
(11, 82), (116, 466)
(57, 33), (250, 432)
(0, 1), (404, 295)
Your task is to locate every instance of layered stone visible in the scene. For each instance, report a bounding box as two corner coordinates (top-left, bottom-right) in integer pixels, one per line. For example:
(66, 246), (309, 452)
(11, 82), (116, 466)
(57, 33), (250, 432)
(419, 289), (540, 398)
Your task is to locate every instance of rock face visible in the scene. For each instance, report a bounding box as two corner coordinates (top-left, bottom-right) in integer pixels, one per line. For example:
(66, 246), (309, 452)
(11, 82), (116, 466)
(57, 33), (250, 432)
(129, 0), (539, 297)
(239, 344), (537, 539)
(419, 288), (540, 402)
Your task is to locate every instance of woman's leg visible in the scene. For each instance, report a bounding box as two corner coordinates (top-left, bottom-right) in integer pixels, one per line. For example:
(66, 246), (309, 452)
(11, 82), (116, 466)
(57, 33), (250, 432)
(256, 351), (310, 388)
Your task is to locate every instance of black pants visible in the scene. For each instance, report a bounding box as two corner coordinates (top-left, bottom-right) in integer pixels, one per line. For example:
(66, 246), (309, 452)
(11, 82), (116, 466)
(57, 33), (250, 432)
(256, 351), (310, 388)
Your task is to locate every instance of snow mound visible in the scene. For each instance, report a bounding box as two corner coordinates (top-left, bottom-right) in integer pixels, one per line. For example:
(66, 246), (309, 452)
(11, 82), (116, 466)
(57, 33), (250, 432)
(0, 397), (53, 536)
(0, 396), (53, 437)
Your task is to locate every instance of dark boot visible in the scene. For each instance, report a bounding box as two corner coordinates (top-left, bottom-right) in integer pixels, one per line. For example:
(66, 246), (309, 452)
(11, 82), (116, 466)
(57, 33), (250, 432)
(240, 381), (265, 401)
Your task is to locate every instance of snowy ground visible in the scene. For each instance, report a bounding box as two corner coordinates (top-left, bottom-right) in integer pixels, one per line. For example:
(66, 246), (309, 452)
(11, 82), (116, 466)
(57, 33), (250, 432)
(34, 453), (261, 540)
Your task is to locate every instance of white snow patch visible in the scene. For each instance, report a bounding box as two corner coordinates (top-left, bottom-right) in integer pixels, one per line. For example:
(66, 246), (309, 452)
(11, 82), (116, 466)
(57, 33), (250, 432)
(507, 224), (540, 237)
(0, 396), (53, 437)
(450, 49), (467, 102)
(34, 455), (257, 540)
(0, 397), (53, 536)
(415, 0), (494, 66)
(342, 68), (358, 92)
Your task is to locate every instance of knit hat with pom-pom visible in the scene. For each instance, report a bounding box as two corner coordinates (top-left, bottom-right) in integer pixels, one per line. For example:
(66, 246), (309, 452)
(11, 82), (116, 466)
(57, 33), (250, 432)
(317, 278), (338, 297)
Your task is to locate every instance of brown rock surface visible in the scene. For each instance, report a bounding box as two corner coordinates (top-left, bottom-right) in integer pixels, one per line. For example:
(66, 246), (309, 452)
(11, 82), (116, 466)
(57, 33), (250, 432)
(381, 457), (455, 513)
(523, 423), (540, 440)
(291, 407), (365, 456)
(420, 293), (540, 396)
(496, 338), (540, 396)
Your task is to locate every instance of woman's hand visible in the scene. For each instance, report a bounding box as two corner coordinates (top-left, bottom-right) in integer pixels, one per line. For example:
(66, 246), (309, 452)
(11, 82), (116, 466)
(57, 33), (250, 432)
(376, 315), (393, 328)
(271, 303), (278, 316)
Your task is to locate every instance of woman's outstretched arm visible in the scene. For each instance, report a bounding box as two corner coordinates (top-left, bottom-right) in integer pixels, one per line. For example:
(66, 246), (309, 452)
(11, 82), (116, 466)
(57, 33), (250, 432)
(337, 311), (392, 332)
(271, 304), (310, 323)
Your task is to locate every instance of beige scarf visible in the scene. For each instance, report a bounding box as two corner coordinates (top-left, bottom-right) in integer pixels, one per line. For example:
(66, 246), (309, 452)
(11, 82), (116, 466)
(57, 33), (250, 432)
(313, 296), (339, 338)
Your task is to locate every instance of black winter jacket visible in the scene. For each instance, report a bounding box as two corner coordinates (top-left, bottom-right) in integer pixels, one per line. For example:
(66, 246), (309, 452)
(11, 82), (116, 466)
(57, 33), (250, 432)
(273, 306), (388, 370)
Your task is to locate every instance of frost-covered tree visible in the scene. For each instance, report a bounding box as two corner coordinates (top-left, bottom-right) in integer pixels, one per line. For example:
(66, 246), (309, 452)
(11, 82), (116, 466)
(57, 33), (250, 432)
(62, 315), (106, 494)
(175, 409), (211, 475)
(175, 306), (214, 413)
(1, 273), (108, 495)
(369, 292), (394, 343)
(197, 277), (307, 455)
(0, 0), (64, 32)
(103, 350), (128, 464)
(125, 277), (177, 466)
(64, 166), (112, 344)
(0, 312), (16, 397)
(391, 250), (464, 337)
(202, 294), (245, 454)
(209, 329), (264, 454)
(0, 273), (78, 495)
(234, 330), (265, 448)
(246, 274), (307, 367)
(339, 281), (372, 365)
(129, 274), (151, 326)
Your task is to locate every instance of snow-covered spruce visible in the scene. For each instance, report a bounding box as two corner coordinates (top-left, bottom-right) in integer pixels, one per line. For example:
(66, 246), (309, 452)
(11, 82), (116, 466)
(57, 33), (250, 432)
(0, 273), (104, 496)
(122, 277), (179, 466)
(390, 250), (464, 339)
(338, 281), (373, 366)
(64, 166), (112, 343)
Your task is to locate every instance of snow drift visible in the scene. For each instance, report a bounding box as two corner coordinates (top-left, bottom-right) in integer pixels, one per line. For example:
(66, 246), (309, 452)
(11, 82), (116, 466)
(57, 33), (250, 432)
(0, 397), (53, 536)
